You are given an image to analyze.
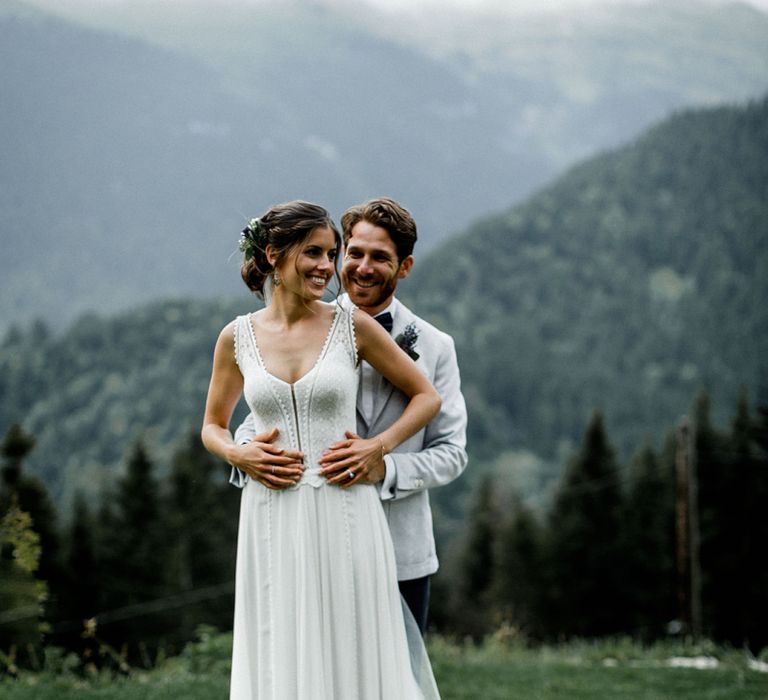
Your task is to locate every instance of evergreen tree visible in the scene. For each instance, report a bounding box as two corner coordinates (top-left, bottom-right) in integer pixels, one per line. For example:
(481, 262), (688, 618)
(55, 493), (100, 653)
(622, 445), (676, 639)
(165, 429), (238, 642)
(542, 412), (628, 638)
(744, 401), (768, 650)
(698, 392), (768, 650)
(695, 391), (732, 642)
(492, 495), (543, 637)
(455, 475), (498, 637)
(96, 440), (171, 658)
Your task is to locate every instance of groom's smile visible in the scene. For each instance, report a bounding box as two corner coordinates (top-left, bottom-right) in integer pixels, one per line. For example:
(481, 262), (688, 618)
(342, 221), (413, 316)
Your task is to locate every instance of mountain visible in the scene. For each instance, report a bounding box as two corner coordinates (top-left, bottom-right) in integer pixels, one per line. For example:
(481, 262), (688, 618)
(2, 0), (767, 332)
(1, 95), (765, 509)
(405, 95), (768, 462)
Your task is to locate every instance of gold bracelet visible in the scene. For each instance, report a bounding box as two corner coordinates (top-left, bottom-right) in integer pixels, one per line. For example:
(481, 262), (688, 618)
(378, 438), (387, 459)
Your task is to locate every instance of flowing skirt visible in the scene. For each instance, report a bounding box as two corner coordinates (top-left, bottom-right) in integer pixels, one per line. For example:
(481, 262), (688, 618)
(230, 480), (438, 699)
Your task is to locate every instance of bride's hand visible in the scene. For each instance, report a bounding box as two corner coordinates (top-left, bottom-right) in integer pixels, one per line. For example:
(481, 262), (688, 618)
(231, 428), (305, 490)
(319, 431), (385, 488)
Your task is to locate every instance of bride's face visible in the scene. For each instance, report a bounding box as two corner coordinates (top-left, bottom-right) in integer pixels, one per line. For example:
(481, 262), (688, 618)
(275, 226), (338, 300)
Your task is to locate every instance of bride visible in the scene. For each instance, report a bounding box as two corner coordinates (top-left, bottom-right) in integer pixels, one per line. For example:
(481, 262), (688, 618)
(201, 201), (442, 698)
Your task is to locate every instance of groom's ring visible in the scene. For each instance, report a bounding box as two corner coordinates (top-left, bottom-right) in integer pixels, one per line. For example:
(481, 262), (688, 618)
(347, 469), (355, 480)
(271, 466), (275, 474)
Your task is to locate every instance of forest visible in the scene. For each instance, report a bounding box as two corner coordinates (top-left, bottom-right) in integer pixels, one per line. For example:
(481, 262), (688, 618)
(2, 391), (767, 668)
(1, 85), (766, 666)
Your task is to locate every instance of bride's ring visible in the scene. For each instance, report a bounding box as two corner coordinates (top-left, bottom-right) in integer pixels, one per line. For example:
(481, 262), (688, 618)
(271, 466), (275, 475)
(347, 469), (355, 480)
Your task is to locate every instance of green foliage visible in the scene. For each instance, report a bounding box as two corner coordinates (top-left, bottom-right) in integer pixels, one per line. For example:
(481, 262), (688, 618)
(0, 501), (41, 574)
(696, 391), (768, 650)
(0, 298), (254, 507)
(542, 412), (628, 637)
(446, 394), (768, 650)
(405, 96), (768, 466)
(2, 635), (768, 699)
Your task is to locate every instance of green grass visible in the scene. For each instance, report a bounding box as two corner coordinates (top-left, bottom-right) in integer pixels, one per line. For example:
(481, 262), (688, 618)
(2, 634), (767, 699)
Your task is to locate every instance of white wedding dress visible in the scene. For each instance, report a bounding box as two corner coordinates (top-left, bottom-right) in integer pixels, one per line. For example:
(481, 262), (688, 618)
(230, 304), (439, 699)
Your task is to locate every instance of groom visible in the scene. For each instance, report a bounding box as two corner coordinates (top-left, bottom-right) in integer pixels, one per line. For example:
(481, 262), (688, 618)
(232, 197), (467, 632)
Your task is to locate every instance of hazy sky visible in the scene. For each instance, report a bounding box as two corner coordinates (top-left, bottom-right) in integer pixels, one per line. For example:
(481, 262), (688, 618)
(22, 0), (768, 14)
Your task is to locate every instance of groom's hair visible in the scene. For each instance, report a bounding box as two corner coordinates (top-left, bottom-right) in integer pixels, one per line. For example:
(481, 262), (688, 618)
(341, 197), (418, 262)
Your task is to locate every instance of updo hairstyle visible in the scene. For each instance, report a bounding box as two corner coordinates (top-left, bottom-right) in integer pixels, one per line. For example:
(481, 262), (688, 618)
(240, 200), (342, 297)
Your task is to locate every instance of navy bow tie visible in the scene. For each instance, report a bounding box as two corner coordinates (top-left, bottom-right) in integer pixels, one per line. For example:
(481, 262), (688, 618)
(374, 312), (393, 333)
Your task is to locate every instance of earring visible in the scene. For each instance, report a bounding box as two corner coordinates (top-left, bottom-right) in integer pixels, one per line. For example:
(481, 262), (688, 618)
(273, 270), (281, 286)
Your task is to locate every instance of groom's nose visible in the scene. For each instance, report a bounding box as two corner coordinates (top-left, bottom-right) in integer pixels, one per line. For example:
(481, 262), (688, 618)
(356, 255), (374, 274)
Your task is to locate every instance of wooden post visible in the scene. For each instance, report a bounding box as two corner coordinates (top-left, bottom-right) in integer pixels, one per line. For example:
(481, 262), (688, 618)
(687, 418), (702, 639)
(675, 417), (690, 634)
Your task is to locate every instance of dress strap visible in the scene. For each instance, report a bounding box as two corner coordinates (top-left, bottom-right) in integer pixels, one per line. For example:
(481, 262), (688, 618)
(233, 315), (255, 370)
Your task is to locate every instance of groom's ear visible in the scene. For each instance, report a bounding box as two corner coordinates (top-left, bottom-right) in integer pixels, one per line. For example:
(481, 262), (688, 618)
(397, 255), (414, 279)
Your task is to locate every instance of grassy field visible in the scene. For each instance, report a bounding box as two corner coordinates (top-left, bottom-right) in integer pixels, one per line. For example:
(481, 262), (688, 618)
(2, 633), (767, 699)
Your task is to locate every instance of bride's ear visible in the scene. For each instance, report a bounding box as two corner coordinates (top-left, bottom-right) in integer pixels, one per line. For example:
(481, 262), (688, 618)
(265, 244), (277, 268)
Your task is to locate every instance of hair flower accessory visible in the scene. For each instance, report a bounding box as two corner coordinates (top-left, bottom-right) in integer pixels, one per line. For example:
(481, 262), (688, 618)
(239, 217), (267, 259)
(395, 322), (420, 361)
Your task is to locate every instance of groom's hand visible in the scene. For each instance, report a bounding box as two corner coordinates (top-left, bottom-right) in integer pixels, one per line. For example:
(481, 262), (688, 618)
(231, 428), (304, 490)
(319, 431), (386, 488)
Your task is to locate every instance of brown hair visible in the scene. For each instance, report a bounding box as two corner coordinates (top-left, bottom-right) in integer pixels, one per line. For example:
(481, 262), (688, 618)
(340, 197), (417, 262)
(240, 200), (341, 297)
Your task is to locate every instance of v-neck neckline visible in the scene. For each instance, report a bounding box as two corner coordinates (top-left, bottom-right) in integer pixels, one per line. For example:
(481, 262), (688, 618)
(246, 304), (340, 387)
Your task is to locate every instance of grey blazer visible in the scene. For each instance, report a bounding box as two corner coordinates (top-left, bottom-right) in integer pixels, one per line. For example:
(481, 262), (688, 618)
(232, 296), (468, 581)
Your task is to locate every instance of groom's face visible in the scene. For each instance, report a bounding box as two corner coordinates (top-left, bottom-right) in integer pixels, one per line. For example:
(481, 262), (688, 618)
(342, 221), (413, 316)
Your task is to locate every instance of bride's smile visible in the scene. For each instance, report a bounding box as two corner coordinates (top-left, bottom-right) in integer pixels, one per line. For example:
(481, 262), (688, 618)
(272, 225), (338, 301)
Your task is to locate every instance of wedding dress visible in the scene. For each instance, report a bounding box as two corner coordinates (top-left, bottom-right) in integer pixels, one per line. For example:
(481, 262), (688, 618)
(230, 304), (439, 699)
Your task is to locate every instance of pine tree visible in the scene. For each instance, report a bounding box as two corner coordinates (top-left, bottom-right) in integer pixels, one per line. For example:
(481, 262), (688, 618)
(56, 493), (100, 653)
(455, 475), (498, 637)
(542, 412), (628, 638)
(695, 391), (731, 642)
(492, 495), (543, 637)
(745, 401), (768, 650)
(622, 445), (676, 639)
(96, 440), (170, 658)
(701, 392), (768, 650)
(165, 429), (239, 642)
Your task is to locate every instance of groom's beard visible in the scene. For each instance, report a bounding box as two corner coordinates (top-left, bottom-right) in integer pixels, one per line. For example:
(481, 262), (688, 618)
(342, 267), (399, 310)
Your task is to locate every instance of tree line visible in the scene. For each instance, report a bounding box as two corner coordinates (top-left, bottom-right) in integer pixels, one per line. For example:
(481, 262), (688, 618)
(2, 390), (767, 672)
(435, 391), (768, 652)
(0, 426), (240, 670)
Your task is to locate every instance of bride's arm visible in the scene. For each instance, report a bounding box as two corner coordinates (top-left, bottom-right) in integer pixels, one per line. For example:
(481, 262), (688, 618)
(320, 310), (441, 486)
(201, 322), (304, 490)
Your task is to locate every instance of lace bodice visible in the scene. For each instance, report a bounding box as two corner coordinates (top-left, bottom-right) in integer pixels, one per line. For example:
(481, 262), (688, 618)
(233, 304), (359, 488)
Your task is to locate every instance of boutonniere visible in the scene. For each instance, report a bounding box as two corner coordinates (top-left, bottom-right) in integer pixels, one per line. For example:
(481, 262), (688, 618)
(395, 322), (420, 361)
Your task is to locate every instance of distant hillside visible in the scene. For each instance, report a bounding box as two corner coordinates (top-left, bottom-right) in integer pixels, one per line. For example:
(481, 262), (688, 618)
(405, 95), (768, 460)
(1, 96), (766, 508)
(2, 0), (768, 332)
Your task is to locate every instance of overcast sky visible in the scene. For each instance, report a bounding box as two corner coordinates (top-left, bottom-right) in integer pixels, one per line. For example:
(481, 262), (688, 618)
(22, 0), (768, 14)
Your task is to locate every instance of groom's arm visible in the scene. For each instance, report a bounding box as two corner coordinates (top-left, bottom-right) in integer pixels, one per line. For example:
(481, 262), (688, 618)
(379, 334), (467, 501)
(320, 333), (467, 496)
(228, 413), (258, 487)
